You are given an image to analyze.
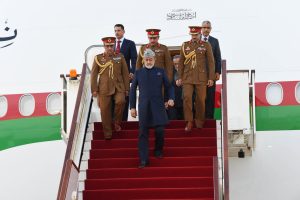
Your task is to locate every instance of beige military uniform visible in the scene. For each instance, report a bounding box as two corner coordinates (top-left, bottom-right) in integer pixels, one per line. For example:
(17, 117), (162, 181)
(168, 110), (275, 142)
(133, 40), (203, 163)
(178, 40), (215, 127)
(91, 52), (130, 137)
(136, 43), (173, 82)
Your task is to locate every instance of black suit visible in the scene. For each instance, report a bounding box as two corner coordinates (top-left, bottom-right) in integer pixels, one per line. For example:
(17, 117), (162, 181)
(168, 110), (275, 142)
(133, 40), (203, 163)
(120, 38), (137, 74)
(115, 38), (137, 121)
(205, 36), (221, 119)
(167, 69), (183, 120)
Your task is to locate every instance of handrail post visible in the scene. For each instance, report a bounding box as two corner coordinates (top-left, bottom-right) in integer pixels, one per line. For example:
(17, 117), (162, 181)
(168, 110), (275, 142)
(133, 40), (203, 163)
(221, 60), (230, 200)
(250, 70), (256, 149)
(60, 74), (68, 142)
(213, 156), (220, 200)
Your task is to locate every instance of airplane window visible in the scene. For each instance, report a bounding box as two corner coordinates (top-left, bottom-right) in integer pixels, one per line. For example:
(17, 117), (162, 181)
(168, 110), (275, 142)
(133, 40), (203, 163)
(296, 82), (300, 104)
(266, 83), (283, 105)
(46, 93), (61, 115)
(0, 96), (8, 118)
(19, 94), (35, 116)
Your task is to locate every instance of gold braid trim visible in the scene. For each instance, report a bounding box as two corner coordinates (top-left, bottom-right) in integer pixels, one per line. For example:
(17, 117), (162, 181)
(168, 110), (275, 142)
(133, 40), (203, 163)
(139, 48), (145, 65)
(182, 44), (197, 69)
(95, 57), (114, 79)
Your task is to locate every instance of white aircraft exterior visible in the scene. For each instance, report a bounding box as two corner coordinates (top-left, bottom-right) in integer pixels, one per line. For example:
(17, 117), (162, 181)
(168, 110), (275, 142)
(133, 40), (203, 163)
(1, 0), (300, 199)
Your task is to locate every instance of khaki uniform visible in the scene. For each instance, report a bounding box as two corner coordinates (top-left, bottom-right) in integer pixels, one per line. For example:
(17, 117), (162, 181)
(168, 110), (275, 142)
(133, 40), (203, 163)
(136, 43), (173, 82)
(91, 52), (130, 137)
(178, 40), (215, 127)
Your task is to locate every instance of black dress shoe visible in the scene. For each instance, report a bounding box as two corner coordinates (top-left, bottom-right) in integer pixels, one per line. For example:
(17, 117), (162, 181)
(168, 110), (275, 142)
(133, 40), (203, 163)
(154, 151), (163, 159)
(138, 161), (149, 169)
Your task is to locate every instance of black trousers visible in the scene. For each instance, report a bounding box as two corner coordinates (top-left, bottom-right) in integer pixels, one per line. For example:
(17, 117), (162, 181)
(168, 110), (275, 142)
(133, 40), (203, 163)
(122, 96), (129, 121)
(205, 83), (216, 119)
(138, 125), (164, 162)
(167, 107), (184, 120)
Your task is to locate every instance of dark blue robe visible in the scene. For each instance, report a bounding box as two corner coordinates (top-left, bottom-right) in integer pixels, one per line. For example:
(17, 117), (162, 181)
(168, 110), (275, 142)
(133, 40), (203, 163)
(130, 67), (174, 127)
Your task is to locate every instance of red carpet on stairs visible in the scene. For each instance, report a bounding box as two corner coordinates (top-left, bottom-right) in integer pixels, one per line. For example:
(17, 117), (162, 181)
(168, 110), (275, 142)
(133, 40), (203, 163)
(83, 120), (217, 200)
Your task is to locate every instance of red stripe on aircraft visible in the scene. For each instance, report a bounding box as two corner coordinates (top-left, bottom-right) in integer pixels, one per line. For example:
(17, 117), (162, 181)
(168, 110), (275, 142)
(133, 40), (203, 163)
(255, 81), (300, 106)
(0, 92), (60, 120)
(215, 81), (300, 108)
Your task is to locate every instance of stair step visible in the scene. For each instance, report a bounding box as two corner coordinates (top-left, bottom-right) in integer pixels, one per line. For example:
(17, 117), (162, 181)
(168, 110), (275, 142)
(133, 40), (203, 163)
(82, 187), (214, 200)
(86, 166), (213, 179)
(91, 137), (217, 149)
(85, 177), (213, 190)
(89, 147), (217, 159)
(94, 120), (216, 130)
(88, 156), (213, 169)
(93, 128), (216, 139)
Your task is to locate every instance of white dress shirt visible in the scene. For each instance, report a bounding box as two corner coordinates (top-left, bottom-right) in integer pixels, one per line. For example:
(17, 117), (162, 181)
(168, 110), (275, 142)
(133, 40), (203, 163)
(201, 35), (210, 42)
(116, 37), (124, 48)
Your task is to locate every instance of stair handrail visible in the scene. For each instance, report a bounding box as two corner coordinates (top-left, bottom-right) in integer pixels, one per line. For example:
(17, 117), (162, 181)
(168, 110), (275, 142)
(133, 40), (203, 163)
(221, 60), (230, 200)
(213, 156), (221, 200)
(57, 63), (93, 200)
(250, 69), (256, 149)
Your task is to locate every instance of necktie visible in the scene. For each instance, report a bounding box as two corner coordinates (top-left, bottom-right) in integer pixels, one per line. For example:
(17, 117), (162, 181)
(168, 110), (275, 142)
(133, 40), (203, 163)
(116, 40), (121, 53)
(204, 37), (208, 42)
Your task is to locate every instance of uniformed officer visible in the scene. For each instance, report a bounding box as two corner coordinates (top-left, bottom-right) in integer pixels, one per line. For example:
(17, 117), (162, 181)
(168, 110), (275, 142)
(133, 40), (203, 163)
(91, 37), (130, 140)
(177, 26), (215, 131)
(130, 49), (174, 168)
(136, 29), (173, 82)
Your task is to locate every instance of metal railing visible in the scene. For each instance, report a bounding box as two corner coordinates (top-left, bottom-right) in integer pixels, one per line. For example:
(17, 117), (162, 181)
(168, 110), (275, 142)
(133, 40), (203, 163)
(249, 70), (256, 149)
(57, 64), (93, 200)
(60, 74), (68, 141)
(213, 156), (221, 200)
(221, 60), (230, 200)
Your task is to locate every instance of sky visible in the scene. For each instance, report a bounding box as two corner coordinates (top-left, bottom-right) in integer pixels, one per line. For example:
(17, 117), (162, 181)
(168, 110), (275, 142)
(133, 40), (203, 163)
(1, 0), (300, 94)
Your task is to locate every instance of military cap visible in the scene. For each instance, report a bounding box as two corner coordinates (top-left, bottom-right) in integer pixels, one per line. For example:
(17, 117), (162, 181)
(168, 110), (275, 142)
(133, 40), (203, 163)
(188, 26), (202, 35)
(102, 37), (116, 45)
(143, 48), (155, 58)
(146, 29), (161, 37)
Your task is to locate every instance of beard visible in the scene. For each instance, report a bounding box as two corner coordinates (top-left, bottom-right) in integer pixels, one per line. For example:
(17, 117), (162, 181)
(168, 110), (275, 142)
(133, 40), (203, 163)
(144, 63), (154, 69)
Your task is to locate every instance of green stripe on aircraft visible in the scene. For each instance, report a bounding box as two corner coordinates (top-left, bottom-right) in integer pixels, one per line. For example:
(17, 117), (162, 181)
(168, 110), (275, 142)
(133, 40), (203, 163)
(0, 116), (61, 151)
